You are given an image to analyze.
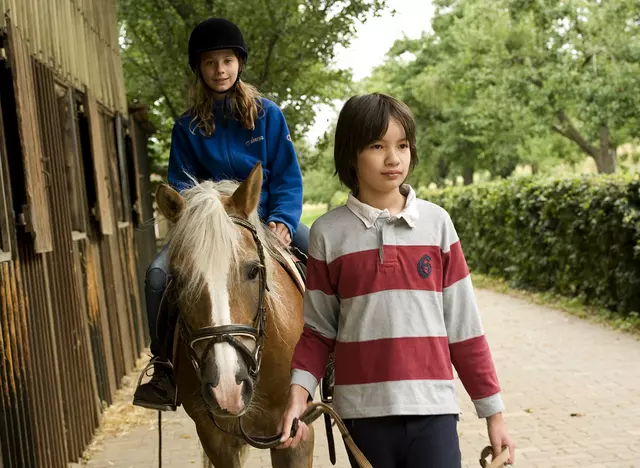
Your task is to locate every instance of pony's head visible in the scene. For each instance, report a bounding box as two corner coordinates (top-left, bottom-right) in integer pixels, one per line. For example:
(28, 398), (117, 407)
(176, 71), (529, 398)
(156, 163), (280, 417)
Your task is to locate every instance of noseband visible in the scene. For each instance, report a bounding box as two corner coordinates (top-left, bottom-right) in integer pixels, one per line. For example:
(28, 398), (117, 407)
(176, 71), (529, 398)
(178, 215), (269, 386)
(174, 215), (289, 447)
(171, 215), (373, 464)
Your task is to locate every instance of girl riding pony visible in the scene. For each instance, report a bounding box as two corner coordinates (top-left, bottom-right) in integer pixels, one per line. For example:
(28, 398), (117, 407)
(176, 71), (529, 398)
(134, 17), (307, 412)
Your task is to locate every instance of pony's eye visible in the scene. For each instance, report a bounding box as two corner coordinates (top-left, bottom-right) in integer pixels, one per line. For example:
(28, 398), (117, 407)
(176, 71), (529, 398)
(247, 265), (261, 281)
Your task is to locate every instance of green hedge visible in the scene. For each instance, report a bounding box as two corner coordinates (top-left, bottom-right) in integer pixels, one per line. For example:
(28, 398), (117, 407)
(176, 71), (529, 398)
(418, 174), (640, 317)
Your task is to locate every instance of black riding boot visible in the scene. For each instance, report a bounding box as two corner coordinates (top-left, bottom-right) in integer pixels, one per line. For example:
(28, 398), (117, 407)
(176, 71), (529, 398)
(133, 357), (177, 411)
(133, 246), (178, 411)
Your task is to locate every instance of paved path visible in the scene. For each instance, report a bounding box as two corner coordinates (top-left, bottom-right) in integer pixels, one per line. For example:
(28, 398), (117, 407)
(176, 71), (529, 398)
(78, 289), (640, 468)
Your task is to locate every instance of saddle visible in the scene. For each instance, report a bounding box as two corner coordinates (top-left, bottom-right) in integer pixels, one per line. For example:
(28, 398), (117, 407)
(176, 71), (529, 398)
(161, 244), (338, 462)
(273, 244), (307, 294)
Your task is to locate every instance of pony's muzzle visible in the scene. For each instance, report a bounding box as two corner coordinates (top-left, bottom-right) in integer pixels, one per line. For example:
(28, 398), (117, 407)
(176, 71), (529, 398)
(205, 376), (253, 416)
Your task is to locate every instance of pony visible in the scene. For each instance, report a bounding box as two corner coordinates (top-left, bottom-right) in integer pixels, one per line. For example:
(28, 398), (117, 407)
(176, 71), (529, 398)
(155, 162), (314, 467)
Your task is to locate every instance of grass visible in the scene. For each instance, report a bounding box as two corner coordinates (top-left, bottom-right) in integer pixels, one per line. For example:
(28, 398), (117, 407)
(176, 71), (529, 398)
(301, 203), (328, 227)
(472, 272), (640, 337)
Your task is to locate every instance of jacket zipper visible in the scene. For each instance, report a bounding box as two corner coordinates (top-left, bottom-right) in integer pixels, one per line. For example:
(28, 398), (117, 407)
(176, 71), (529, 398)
(223, 120), (237, 178)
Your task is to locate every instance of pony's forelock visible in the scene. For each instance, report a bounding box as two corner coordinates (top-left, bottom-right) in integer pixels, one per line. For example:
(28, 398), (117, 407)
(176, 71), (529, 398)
(164, 178), (289, 336)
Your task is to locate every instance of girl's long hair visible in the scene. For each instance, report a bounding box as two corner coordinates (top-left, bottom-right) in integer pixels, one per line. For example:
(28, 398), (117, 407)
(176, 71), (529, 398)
(188, 55), (262, 136)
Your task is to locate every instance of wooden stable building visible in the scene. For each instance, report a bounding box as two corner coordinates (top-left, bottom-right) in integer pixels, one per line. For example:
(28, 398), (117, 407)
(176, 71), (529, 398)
(0, 0), (157, 466)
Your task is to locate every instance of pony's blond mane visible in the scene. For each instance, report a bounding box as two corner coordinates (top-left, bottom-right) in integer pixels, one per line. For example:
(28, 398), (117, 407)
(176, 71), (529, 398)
(165, 179), (288, 334)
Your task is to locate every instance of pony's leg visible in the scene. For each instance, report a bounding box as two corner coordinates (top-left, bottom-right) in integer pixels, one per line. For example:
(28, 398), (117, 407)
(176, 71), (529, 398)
(269, 426), (315, 468)
(196, 423), (249, 468)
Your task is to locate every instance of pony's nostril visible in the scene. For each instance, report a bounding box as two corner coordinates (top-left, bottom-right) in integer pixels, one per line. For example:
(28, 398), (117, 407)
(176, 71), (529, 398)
(243, 378), (253, 393)
(241, 378), (253, 406)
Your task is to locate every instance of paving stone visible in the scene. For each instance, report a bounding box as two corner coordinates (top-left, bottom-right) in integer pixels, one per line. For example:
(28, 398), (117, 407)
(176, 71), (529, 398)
(81, 289), (640, 467)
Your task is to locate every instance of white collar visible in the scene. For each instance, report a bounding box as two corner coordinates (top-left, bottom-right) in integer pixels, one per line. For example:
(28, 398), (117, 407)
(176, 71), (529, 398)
(346, 184), (419, 229)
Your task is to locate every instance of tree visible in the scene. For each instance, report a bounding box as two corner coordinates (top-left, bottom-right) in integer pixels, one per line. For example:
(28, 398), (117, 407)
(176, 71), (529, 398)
(300, 120), (345, 204)
(503, 0), (640, 173)
(118, 0), (389, 170)
(362, 5), (540, 186)
(361, 0), (640, 185)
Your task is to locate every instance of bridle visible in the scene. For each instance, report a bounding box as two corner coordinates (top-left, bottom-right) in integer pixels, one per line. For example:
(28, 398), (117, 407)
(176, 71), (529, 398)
(169, 215), (373, 465)
(177, 215), (268, 387)
(175, 215), (291, 448)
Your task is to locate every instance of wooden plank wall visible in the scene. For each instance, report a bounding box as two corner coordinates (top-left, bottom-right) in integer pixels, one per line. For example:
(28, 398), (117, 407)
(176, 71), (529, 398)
(33, 60), (101, 460)
(0, 33), (154, 468)
(0, 0), (158, 464)
(6, 21), (52, 253)
(86, 94), (114, 236)
(0, 0), (127, 114)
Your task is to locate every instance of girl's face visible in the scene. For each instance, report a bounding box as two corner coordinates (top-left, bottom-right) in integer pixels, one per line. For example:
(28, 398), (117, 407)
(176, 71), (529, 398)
(356, 117), (411, 196)
(199, 49), (240, 95)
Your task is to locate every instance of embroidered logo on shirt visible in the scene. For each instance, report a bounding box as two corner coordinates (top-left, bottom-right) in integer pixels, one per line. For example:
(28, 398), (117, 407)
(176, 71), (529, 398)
(245, 135), (264, 146)
(417, 255), (432, 279)
(286, 134), (292, 142)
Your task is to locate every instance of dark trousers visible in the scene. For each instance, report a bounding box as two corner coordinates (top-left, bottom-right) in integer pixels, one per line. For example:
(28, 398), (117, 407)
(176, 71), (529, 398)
(344, 414), (461, 468)
(145, 222), (309, 358)
(291, 222), (309, 256)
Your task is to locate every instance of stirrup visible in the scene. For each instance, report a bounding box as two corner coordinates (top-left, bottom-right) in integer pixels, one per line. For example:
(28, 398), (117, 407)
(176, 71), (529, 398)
(133, 356), (179, 412)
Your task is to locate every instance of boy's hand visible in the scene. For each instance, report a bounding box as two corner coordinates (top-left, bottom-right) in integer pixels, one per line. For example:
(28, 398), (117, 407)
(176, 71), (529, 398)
(487, 413), (515, 464)
(277, 385), (310, 449)
(268, 222), (292, 246)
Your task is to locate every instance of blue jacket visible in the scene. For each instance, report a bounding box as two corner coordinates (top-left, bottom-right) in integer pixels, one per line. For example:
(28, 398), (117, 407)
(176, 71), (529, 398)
(168, 98), (303, 237)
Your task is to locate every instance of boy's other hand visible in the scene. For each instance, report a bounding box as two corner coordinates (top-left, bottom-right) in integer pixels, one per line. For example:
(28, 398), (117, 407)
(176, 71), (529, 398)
(277, 384), (310, 449)
(268, 222), (292, 246)
(487, 413), (516, 464)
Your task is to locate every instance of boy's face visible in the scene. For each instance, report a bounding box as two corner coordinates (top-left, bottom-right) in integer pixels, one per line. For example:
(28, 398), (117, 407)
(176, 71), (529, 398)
(199, 49), (240, 94)
(356, 118), (411, 196)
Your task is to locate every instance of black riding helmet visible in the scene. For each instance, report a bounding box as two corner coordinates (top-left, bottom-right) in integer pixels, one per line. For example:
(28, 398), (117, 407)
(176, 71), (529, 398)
(188, 17), (248, 72)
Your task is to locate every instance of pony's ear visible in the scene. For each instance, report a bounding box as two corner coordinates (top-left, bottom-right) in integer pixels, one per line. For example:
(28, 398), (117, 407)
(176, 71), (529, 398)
(156, 184), (186, 223)
(230, 162), (263, 218)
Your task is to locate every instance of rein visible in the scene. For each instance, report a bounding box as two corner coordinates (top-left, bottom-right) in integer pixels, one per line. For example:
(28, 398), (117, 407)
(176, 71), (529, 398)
(160, 214), (504, 468)
(174, 215), (373, 467)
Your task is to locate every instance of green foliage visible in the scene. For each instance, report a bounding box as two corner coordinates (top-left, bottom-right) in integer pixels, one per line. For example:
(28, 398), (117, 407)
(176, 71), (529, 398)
(362, 0), (640, 183)
(419, 174), (640, 317)
(300, 204), (328, 227)
(329, 190), (349, 209)
(118, 0), (389, 166)
(302, 169), (343, 205)
(299, 118), (348, 204)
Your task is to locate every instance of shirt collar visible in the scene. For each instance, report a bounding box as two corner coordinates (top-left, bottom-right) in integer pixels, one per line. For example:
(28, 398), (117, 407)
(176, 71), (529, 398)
(346, 184), (419, 229)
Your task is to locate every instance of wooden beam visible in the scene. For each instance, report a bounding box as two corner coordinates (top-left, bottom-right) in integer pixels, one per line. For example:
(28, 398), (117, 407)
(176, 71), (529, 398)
(85, 90), (114, 235)
(6, 19), (53, 253)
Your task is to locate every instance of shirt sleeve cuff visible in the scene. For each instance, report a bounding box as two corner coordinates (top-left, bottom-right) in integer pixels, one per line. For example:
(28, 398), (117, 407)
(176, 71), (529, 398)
(473, 393), (505, 419)
(291, 369), (318, 399)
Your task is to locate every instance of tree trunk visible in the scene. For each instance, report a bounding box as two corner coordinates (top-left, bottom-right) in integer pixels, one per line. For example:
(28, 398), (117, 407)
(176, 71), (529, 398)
(437, 157), (449, 187)
(496, 161), (517, 179)
(596, 125), (616, 173)
(462, 166), (474, 185)
(531, 163), (539, 175)
(551, 112), (616, 174)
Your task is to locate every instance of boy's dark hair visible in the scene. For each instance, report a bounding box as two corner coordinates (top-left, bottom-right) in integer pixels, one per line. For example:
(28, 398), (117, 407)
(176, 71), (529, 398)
(334, 93), (418, 193)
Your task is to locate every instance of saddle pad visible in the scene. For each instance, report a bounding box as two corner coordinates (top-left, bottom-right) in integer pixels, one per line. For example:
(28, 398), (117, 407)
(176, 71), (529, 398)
(273, 244), (305, 294)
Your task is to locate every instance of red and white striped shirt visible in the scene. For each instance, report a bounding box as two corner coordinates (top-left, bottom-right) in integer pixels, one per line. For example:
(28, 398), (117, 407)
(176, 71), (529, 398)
(290, 185), (504, 419)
